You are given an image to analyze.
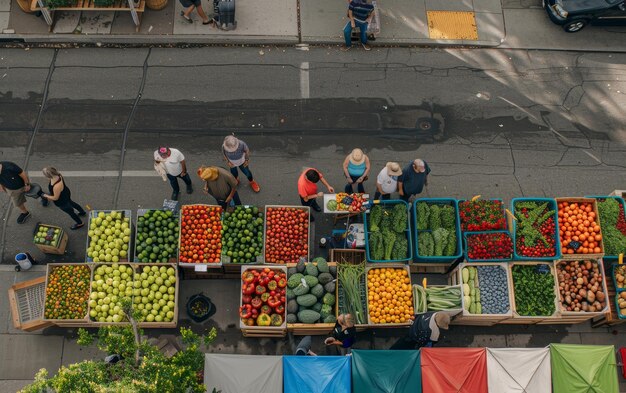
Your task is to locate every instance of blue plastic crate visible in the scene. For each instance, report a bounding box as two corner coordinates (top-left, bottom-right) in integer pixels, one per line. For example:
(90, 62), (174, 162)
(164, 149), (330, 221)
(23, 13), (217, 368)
(412, 198), (462, 263)
(612, 263), (626, 295)
(363, 199), (412, 263)
(464, 230), (513, 263)
(585, 195), (626, 261)
(458, 198), (508, 232)
(510, 198), (562, 261)
(615, 288), (626, 320)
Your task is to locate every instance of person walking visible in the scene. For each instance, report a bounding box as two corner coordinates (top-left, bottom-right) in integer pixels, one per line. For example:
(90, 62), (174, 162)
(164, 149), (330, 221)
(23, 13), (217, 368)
(41, 167), (87, 230)
(179, 0), (213, 24)
(295, 335), (318, 356)
(197, 166), (241, 209)
(342, 0), (375, 51)
(222, 135), (261, 193)
(325, 313), (357, 355)
(398, 159), (430, 202)
(298, 168), (334, 221)
(0, 161), (34, 224)
(374, 162), (402, 201)
(154, 147), (193, 201)
(342, 148), (370, 194)
(390, 312), (449, 350)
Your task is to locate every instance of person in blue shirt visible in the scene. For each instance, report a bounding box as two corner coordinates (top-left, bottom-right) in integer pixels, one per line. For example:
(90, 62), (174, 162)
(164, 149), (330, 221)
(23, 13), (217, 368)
(342, 148), (371, 194)
(342, 0), (375, 51)
(398, 159), (430, 202)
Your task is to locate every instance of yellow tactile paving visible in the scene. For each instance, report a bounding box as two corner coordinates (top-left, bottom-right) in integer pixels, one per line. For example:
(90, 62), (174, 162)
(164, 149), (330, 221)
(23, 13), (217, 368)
(427, 11), (478, 40)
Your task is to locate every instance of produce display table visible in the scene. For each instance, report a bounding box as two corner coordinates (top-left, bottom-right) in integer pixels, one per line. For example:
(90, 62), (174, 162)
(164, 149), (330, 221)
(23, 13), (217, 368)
(178, 204), (223, 270)
(85, 210), (133, 263)
(239, 265), (287, 338)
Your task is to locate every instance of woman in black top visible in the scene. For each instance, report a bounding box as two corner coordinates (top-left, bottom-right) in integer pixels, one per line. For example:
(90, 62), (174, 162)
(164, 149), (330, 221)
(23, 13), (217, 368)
(41, 167), (87, 230)
(325, 313), (357, 354)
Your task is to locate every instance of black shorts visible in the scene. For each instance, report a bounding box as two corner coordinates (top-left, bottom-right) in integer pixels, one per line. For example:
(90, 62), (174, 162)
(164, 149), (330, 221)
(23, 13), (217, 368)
(180, 0), (201, 7)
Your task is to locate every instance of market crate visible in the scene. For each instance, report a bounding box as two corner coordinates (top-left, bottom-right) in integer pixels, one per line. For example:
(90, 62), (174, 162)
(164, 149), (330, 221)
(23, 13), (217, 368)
(221, 205), (265, 265)
(42, 263), (92, 326)
(612, 263), (626, 293)
(412, 198), (463, 263)
(449, 263), (512, 326)
(336, 261), (369, 328)
(556, 198), (604, 260)
(585, 196), (626, 261)
(510, 198), (562, 261)
(506, 262), (560, 324)
(87, 262), (135, 326)
(134, 263), (179, 328)
(413, 284), (463, 318)
(286, 262), (337, 335)
(365, 264), (413, 327)
(263, 205), (311, 264)
(134, 209), (180, 263)
(329, 248), (366, 265)
(33, 223), (68, 255)
(7, 276), (53, 331)
(609, 190), (626, 198)
(591, 265), (625, 327)
(85, 209), (133, 263)
(464, 231), (514, 263)
(615, 289), (626, 320)
(552, 259), (610, 324)
(178, 204), (223, 269)
(458, 198), (508, 232)
(239, 265), (287, 337)
(411, 263), (452, 274)
(363, 199), (413, 263)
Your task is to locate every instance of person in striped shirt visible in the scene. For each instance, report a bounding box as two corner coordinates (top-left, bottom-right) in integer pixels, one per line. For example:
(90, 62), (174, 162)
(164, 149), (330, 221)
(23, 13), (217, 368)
(342, 0), (375, 51)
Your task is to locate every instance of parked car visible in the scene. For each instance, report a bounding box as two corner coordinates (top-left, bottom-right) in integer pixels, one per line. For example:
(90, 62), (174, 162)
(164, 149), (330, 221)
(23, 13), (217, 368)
(544, 0), (626, 32)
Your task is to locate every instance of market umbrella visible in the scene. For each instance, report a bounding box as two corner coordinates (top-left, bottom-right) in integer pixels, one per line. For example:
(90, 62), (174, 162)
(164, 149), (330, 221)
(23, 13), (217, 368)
(351, 349), (422, 393)
(550, 344), (619, 393)
(283, 355), (350, 393)
(486, 347), (551, 393)
(421, 347), (487, 393)
(204, 354), (282, 393)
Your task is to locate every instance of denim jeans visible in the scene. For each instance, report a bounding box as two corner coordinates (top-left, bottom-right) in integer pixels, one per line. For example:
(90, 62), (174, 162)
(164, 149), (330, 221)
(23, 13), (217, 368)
(343, 20), (368, 47)
(214, 191), (241, 209)
(345, 175), (365, 194)
(373, 191), (391, 201)
(167, 173), (192, 193)
(230, 164), (254, 181)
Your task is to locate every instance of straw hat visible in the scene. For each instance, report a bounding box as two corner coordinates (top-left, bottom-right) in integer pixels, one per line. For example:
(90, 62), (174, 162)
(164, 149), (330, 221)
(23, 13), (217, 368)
(198, 166), (219, 181)
(386, 162), (402, 177)
(349, 148), (366, 165)
(413, 159), (426, 173)
(223, 136), (240, 153)
(434, 312), (450, 330)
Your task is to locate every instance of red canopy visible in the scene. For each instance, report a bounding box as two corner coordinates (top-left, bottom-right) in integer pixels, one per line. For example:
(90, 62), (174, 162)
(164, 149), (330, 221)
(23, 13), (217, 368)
(421, 348), (488, 393)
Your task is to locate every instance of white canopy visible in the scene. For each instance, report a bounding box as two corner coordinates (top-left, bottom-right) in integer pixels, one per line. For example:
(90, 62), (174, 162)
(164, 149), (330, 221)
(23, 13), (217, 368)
(487, 347), (551, 393)
(204, 354), (283, 393)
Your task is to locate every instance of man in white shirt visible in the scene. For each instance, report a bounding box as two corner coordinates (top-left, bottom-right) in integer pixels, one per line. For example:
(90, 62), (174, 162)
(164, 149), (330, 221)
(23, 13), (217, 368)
(374, 162), (402, 201)
(154, 147), (193, 200)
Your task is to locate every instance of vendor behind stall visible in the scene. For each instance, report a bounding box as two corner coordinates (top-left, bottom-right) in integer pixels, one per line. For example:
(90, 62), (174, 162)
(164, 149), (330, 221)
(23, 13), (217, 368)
(325, 313), (356, 354)
(390, 311), (449, 350)
(298, 168), (334, 221)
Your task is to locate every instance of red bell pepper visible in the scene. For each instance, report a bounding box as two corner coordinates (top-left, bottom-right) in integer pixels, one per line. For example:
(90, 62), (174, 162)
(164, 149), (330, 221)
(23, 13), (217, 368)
(261, 305), (271, 315)
(267, 295), (282, 309)
(255, 285), (267, 295)
(242, 283), (255, 295)
(239, 304), (252, 319)
(251, 297), (262, 309)
(242, 295), (252, 304)
(275, 304), (285, 315)
(267, 280), (278, 291)
(242, 271), (256, 284)
(277, 277), (287, 288)
(261, 292), (271, 303)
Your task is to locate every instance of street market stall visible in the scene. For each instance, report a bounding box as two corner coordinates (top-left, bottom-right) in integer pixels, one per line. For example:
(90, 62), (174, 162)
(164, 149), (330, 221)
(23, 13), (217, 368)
(283, 356), (351, 393)
(486, 347), (551, 393)
(421, 347), (487, 393)
(550, 344), (619, 393)
(351, 349), (422, 393)
(204, 354), (283, 393)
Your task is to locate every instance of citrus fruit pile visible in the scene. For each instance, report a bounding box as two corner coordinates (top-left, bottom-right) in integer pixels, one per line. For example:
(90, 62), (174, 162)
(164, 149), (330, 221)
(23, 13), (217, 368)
(222, 206), (264, 263)
(135, 210), (179, 263)
(87, 211), (131, 262)
(367, 267), (413, 324)
(45, 264), (91, 320)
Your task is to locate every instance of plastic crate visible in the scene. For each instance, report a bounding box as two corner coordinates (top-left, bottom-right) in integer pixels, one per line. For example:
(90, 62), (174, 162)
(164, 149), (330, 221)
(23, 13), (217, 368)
(412, 198), (462, 263)
(510, 198), (562, 261)
(458, 198), (508, 232)
(616, 289), (626, 320)
(464, 230), (513, 262)
(363, 199), (413, 263)
(585, 195), (626, 261)
(336, 263), (368, 326)
(612, 263), (626, 294)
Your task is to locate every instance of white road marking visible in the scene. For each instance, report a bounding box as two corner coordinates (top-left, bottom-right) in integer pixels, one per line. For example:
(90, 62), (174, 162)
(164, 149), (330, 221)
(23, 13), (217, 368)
(300, 61), (310, 99)
(28, 170), (158, 177)
(583, 150), (602, 164)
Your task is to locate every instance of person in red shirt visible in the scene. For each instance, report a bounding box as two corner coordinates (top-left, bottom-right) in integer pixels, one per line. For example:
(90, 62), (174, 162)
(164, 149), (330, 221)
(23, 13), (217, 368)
(298, 168), (334, 221)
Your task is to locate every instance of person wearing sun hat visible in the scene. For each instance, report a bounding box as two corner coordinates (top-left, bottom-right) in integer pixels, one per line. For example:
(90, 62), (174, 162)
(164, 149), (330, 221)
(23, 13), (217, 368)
(398, 158), (430, 203)
(197, 166), (241, 209)
(342, 148), (370, 194)
(222, 135), (261, 193)
(374, 162), (402, 201)
(154, 147), (193, 201)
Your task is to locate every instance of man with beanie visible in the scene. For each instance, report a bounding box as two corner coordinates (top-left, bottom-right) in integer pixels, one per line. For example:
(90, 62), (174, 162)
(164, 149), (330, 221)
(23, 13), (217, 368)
(222, 135), (261, 193)
(154, 147), (193, 201)
(197, 166), (241, 209)
(390, 311), (450, 350)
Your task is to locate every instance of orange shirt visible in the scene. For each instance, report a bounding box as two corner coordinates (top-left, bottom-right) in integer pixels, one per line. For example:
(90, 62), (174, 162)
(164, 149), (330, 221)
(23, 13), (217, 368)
(298, 168), (322, 198)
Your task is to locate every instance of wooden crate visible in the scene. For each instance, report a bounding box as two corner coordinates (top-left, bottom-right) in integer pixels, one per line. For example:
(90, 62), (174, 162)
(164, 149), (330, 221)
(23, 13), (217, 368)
(8, 276), (53, 331)
(33, 224), (68, 255)
(263, 205), (311, 264)
(241, 327), (287, 338)
(42, 263), (91, 326)
(414, 284), (463, 318)
(86, 210), (133, 263)
(329, 248), (366, 265)
(336, 262), (368, 328)
(591, 263), (625, 327)
(508, 262), (561, 323)
(448, 263), (512, 326)
(365, 264), (413, 328)
(179, 204), (223, 269)
(239, 265), (288, 337)
(556, 198), (605, 260)
(550, 259), (610, 324)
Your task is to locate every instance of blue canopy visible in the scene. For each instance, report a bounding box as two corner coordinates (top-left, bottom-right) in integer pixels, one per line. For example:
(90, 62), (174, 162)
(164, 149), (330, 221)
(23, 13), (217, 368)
(351, 350), (422, 393)
(283, 356), (351, 393)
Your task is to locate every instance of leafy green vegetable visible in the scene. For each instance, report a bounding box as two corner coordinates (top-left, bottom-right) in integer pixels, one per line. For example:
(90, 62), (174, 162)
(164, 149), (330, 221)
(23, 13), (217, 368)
(369, 205), (383, 232)
(428, 205), (441, 230)
(416, 202), (430, 230)
(392, 235), (408, 260)
(433, 227), (449, 256)
(392, 204), (408, 233)
(444, 231), (457, 256)
(515, 201), (554, 247)
(512, 264), (556, 316)
(440, 205), (456, 230)
(382, 229), (397, 260)
(370, 231), (384, 260)
(418, 232), (435, 256)
(598, 198), (626, 255)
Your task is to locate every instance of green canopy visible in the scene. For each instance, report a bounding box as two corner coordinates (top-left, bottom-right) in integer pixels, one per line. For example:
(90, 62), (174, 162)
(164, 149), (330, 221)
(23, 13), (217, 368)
(351, 350), (421, 393)
(550, 344), (618, 393)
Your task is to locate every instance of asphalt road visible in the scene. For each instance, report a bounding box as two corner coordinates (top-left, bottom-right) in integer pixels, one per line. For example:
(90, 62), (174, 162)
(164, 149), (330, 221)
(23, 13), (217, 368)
(0, 46), (625, 263)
